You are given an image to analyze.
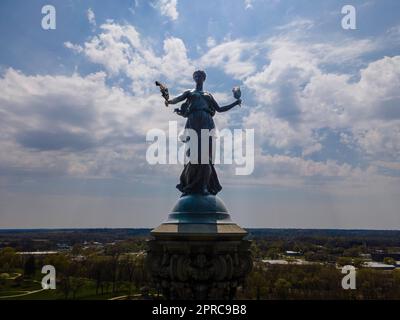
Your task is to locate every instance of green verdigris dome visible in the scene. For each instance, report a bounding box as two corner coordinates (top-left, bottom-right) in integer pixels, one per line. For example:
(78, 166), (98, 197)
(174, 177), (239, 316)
(165, 194), (233, 224)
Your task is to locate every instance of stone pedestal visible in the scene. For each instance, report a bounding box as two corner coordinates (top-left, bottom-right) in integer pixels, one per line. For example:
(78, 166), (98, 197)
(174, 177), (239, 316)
(146, 194), (252, 300)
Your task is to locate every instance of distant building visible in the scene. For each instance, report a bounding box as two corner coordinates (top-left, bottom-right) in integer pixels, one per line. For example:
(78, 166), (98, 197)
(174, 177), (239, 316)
(17, 251), (58, 256)
(363, 261), (396, 270)
(262, 259), (315, 266)
(360, 253), (371, 260)
(285, 251), (302, 256)
(262, 259), (289, 265)
(82, 241), (104, 250)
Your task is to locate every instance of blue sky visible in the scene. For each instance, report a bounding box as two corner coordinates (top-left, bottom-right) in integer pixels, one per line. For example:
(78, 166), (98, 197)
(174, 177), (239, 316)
(0, 0), (400, 229)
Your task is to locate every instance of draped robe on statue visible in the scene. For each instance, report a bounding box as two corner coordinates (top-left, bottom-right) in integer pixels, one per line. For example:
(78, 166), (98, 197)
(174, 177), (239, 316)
(175, 89), (235, 195)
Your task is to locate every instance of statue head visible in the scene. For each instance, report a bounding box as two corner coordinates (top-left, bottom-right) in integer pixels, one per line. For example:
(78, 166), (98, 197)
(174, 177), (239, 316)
(193, 70), (206, 85)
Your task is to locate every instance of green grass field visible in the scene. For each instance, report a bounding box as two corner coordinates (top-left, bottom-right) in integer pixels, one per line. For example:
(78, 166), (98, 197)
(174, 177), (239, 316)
(0, 276), (137, 300)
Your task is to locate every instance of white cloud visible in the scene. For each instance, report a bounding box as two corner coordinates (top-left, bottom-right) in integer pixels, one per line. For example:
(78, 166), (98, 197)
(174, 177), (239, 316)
(300, 56), (400, 159)
(160, 37), (193, 83)
(302, 143), (322, 157)
(153, 0), (179, 21)
(206, 36), (216, 48)
(0, 68), (179, 179)
(7, 19), (400, 195)
(386, 24), (400, 44)
(65, 22), (194, 94)
(64, 41), (83, 53)
(242, 29), (400, 163)
(130, 0), (140, 14)
(373, 160), (400, 171)
(275, 18), (314, 31)
(87, 8), (96, 28)
(244, 0), (253, 10)
(255, 154), (355, 179)
(198, 39), (259, 79)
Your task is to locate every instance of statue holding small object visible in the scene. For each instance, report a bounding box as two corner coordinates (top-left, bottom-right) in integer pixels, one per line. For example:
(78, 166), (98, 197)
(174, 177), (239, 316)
(155, 70), (242, 196)
(155, 81), (169, 107)
(149, 71), (251, 301)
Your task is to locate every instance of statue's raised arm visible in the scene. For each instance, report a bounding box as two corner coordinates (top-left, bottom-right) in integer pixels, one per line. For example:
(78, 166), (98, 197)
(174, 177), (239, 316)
(209, 94), (241, 113)
(167, 90), (190, 106)
(155, 81), (191, 112)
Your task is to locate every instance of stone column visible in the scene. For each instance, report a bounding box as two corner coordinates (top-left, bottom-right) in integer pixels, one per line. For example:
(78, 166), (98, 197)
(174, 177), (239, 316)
(146, 194), (252, 300)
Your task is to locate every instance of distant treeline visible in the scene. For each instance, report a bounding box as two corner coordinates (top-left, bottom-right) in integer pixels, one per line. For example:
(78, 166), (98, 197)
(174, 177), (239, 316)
(248, 229), (400, 247)
(0, 229), (151, 251)
(0, 228), (399, 251)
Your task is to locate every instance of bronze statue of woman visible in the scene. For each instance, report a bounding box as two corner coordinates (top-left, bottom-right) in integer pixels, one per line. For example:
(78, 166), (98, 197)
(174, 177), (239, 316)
(164, 70), (242, 196)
